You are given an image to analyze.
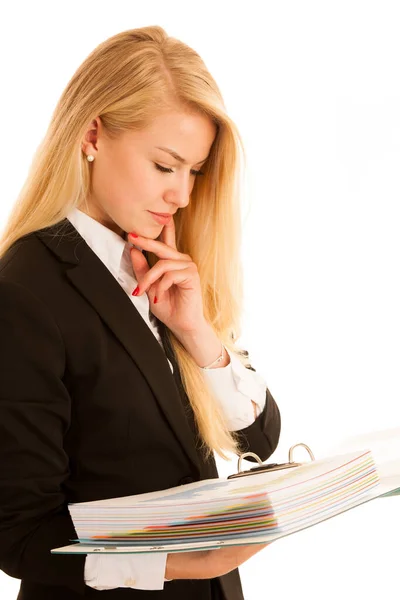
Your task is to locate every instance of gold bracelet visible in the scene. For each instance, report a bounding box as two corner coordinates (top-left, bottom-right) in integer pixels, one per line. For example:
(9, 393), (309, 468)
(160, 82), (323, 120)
(200, 341), (225, 370)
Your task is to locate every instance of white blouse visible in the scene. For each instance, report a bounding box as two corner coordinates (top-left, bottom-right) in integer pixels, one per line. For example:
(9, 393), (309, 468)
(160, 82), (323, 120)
(66, 207), (268, 591)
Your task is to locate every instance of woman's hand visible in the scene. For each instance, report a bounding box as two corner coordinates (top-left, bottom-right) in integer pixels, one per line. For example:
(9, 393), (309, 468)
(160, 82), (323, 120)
(128, 217), (206, 337)
(164, 542), (271, 580)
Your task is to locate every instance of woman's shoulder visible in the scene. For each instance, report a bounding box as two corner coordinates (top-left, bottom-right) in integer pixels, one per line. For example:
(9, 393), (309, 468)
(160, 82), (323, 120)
(0, 229), (59, 292)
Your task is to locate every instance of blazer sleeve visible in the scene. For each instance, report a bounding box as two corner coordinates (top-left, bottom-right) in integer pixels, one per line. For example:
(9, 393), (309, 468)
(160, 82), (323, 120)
(0, 279), (86, 595)
(231, 355), (282, 462)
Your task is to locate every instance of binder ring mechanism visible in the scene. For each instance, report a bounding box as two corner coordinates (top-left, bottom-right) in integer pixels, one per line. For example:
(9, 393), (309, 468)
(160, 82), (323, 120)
(228, 443), (316, 479)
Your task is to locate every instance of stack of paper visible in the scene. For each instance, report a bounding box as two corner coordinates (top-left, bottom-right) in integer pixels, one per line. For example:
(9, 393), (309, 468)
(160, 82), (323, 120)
(52, 448), (400, 555)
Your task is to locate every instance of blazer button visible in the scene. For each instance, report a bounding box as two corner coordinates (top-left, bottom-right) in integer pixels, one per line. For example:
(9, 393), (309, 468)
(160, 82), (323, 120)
(179, 476), (194, 485)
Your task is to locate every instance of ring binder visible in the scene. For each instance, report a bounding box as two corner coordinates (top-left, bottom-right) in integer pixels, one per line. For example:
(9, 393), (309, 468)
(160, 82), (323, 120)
(227, 443), (316, 479)
(51, 445), (400, 556)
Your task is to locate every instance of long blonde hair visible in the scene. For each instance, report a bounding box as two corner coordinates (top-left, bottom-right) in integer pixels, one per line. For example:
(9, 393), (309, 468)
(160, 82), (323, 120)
(0, 26), (253, 461)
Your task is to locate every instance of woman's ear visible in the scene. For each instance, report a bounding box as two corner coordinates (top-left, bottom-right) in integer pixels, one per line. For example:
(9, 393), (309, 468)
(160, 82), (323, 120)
(81, 117), (101, 158)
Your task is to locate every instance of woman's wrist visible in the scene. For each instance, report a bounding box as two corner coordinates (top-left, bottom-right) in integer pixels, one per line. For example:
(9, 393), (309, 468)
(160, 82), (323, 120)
(175, 322), (230, 369)
(165, 549), (212, 580)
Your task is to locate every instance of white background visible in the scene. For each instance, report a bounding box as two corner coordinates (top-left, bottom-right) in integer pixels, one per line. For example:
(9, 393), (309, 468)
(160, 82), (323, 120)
(1, 1), (399, 598)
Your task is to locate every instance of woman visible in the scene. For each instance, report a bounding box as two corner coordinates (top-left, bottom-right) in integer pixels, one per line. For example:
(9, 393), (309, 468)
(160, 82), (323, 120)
(0, 26), (281, 600)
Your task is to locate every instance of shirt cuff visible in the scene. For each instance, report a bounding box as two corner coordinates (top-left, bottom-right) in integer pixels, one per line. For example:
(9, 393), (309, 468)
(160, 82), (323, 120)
(84, 552), (169, 590)
(201, 347), (268, 431)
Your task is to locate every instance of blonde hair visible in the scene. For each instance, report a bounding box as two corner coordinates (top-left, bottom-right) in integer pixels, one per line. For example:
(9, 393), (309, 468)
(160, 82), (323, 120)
(0, 26), (254, 461)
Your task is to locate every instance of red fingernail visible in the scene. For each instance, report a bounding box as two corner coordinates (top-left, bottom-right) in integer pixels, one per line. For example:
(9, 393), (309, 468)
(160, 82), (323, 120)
(154, 296), (158, 304)
(132, 286), (140, 296)
(129, 232), (139, 238)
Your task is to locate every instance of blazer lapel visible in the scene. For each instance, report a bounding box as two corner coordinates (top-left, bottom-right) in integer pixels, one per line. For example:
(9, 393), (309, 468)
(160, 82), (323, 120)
(36, 219), (201, 477)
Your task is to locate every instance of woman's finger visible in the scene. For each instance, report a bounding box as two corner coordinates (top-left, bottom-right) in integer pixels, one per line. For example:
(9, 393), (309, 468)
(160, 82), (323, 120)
(132, 259), (196, 296)
(159, 215), (177, 250)
(129, 246), (150, 286)
(128, 233), (190, 262)
(153, 264), (196, 301)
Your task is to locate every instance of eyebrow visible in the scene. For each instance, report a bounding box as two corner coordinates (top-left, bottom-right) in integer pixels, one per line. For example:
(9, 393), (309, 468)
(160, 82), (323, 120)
(155, 146), (209, 165)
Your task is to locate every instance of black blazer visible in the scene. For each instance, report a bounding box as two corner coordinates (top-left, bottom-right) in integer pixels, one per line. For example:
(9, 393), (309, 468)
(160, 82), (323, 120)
(0, 219), (281, 600)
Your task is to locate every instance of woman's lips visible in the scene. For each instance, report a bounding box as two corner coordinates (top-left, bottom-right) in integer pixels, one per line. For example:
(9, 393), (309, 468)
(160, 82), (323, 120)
(148, 211), (172, 225)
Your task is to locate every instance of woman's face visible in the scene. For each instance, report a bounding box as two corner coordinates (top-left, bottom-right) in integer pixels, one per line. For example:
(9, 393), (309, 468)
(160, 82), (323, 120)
(80, 108), (217, 238)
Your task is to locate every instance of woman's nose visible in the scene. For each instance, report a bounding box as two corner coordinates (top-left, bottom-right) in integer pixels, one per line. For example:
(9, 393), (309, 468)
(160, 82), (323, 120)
(171, 177), (193, 208)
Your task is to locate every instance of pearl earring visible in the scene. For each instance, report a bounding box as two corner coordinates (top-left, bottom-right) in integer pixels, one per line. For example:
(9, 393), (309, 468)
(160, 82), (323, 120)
(86, 154), (95, 162)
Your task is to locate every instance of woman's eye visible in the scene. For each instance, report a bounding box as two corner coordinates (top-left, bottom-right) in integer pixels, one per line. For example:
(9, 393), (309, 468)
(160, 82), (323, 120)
(155, 163), (173, 174)
(154, 163), (204, 176)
